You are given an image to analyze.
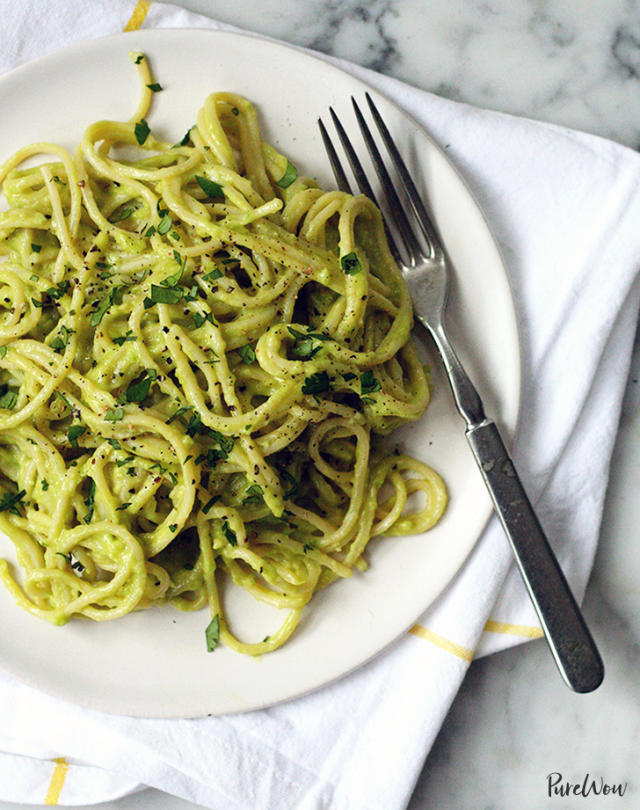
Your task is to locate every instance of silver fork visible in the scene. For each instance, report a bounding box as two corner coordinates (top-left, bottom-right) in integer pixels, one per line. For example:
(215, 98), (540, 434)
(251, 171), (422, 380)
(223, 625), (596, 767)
(319, 94), (604, 693)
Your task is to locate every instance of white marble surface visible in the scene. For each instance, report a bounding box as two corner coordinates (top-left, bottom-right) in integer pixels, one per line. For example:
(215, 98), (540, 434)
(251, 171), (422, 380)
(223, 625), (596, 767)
(175, 0), (640, 149)
(2, 1), (639, 808)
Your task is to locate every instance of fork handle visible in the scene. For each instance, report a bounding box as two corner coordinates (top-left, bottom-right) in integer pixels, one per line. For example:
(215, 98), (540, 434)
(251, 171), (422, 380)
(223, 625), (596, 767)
(426, 321), (604, 692)
(466, 420), (604, 692)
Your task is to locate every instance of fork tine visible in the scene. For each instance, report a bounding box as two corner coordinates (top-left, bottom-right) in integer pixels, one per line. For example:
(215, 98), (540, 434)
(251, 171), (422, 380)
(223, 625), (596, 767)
(323, 109), (402, 265)
(329, 107), (380, 206)
(317, 117), (352, 194)
(365, 92), (442, 258)
(351, 98), (423, 264)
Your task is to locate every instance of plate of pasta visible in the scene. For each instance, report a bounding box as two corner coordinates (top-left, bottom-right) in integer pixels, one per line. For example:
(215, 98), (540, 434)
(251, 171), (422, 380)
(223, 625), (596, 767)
(0, 29), (520, 716)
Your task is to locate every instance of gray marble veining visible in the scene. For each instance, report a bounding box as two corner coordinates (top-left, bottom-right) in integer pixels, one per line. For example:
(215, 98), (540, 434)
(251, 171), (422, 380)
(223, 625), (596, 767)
(2, 1), (638, 808)
(173, 0), (640, 148)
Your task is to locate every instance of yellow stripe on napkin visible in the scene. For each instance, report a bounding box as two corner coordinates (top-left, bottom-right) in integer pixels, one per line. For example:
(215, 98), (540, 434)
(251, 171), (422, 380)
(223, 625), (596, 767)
(44, 758), (69, 805)
(484, 620), (543, 639)
(124, 0), (151, 31)
(409, 624), (473, 662)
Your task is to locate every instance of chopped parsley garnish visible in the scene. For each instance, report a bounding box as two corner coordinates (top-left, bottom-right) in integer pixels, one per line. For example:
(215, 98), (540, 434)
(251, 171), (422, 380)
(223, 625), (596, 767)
(242, 484), (264, 506)
(145, 225), (156, 237)
(163, 263), (184, 286)
(302, 371), (330, 395)
(292, 339), (320, 359)
(237, 344), (256, 365)
(360, 370), (381, 396)
(108, 206), (133, 223)
(183, 284), (199, 302)
(104, 407), (124, 422)
(177, 128), (192, 147)
(150, 284), (183, 304)
(41, 479), (49, 491)
(222, 520), (237, 546)
(196, 175), (224, 199)
(45, 280), (70, 300)
(186, 412), (202, 437)
(31, 243), (41, 253)
(0, 489), (26, 515)
(121, 368), (157, 403)
(280, 469), (298, 499)
(193, 311), (214, 329)
(169, 523), (178, 532)
(83, 479), (96, 524)
(67, 424), (87, 448)
(289, 326), (330, 340)
(0, 346), (6, 358)
(157, 214), (172, 235)
(194, 432), (234, 468)
(134, 118), (150, 145)
(146, 82), (163, 92)
(0, 386), (18, 410)
(115, 456), (135, 467)
(341, 252), (361, 275)
(90, 286), (123, 327)
(211, 431), (234, 456)
(287, 326), (328, 359)
(134, 54), (144, 64)
(205, 614), (220, 652)
(167, 405), (193, 424)
(50, 324), (73, 353)
(287, 327), (307, 339)
(202, 495), (221, 514)
(276, 161), (297, 189)
(106, 438), (121, 450)
(342, 371), (357, 381)
(193, 430), (234, 468)
(202, 268), (223, 281)
(231, 107), (239, 116)
(113, 330), (136, 346)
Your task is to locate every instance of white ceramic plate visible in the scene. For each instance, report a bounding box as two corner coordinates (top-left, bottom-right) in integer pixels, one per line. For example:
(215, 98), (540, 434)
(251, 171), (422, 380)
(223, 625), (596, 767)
(0, 29), (520, 717)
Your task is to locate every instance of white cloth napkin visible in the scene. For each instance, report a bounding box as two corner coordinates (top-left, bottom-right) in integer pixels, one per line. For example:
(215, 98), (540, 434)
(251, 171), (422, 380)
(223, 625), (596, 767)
(1, 2), (640, 808)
